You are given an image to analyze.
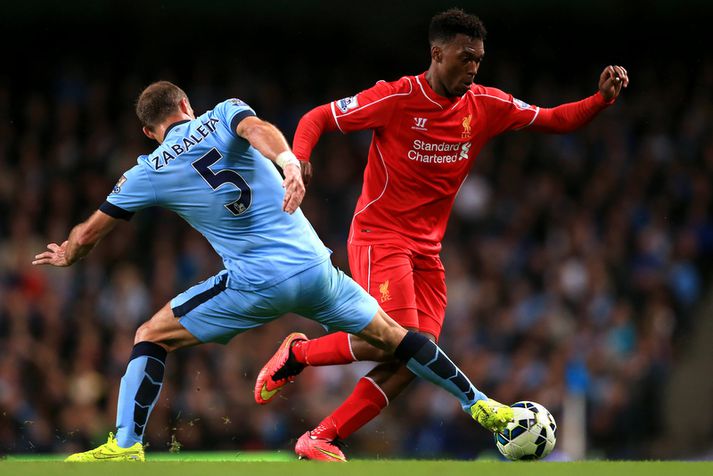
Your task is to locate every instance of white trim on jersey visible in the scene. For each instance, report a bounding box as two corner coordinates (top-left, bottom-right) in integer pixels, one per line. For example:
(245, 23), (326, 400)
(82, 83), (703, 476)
(330, 101), (344, 133)
(367, 245), (372, 294)
(415, 75), (444, 110)
(364, 376), (390, 406)
(333, 77), (414, 131)
(517, 106), (541, 130)
(455, 173), (470, 196)
(348, 140), (390, 244)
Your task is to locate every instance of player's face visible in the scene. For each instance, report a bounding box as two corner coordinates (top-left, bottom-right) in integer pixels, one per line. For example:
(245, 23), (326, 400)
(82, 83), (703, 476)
(437, 35), (484, 97)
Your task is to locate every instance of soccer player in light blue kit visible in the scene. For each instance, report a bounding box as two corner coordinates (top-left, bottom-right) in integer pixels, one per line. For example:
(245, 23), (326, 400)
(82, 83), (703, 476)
(33, 81), (512, 462)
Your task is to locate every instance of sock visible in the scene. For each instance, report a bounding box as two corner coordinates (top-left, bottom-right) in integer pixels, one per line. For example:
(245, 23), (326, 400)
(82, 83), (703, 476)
(115, 341), (167, 448)
(312, 377), (388, 440)
(394, 331), (486, 413)
(291, 332), (355, 366)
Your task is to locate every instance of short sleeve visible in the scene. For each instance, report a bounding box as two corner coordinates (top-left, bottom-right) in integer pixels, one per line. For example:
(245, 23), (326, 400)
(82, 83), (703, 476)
(216, 98), (257, 136)
(330, 80), (404, 133)
(478, 87), (540, 136)
(100, 163), (157, 220)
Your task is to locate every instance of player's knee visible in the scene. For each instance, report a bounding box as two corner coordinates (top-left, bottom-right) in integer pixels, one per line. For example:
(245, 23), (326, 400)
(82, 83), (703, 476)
(369, 325), (407, 355)
(134, 321), (157, 344)
(134, 304), (180, 346)
(134, 316), (167, 346)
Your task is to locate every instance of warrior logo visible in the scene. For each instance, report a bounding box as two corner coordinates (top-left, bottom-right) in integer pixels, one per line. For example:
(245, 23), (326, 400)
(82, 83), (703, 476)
(412, 117), (428, 131)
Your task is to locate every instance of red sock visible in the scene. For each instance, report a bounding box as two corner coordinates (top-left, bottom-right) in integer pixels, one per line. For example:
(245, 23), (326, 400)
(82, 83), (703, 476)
(291, 332), (355, 366)
(312, 377), (389, 440)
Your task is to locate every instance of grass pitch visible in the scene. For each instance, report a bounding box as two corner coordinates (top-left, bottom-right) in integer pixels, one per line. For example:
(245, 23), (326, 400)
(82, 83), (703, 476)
(2, 453), (711, 476)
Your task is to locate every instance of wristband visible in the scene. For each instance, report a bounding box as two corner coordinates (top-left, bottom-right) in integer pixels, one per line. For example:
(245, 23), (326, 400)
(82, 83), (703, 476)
(276, 151), (301, 170)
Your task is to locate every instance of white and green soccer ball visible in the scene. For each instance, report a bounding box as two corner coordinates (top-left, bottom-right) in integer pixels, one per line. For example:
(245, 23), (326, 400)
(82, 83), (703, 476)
(494, 401), (557, 460)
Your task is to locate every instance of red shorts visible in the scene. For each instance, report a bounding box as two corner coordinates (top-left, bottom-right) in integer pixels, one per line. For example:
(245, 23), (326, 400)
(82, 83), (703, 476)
(347, 243), (447, 339)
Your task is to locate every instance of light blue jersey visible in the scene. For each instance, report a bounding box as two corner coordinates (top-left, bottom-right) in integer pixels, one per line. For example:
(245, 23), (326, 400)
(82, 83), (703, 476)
(102, 99), (330, 291)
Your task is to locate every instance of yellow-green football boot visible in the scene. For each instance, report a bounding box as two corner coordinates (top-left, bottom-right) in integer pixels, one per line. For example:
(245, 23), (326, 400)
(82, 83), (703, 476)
(65, 433), (145, 462)
(471, 399), (514, 433)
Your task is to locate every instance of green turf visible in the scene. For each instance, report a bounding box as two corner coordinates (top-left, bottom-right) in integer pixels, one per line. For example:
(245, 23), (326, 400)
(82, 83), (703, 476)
(1, 457), (711, 476)
(5, 451), (293, 462)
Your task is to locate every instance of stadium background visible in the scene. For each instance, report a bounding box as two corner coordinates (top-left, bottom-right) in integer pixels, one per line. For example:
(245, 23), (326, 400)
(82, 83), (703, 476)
(1, 0), (712, 460)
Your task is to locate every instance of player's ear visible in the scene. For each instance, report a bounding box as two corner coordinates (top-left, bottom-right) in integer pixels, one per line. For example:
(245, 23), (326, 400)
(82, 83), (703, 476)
(431, 45), (443, 63)
(142, 126), (156, 141)
(179, 97), (195, 118)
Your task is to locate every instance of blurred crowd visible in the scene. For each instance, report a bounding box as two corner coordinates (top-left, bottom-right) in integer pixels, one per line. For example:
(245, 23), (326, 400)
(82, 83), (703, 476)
(1, 50), (712, 459)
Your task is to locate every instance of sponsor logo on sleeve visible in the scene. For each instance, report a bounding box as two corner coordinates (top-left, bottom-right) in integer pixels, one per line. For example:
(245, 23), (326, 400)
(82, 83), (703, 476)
(230, 98), (247, 106)
(336, 96), (359, 113)
(112, 175), (127, 194)
(513, 98), (532, 110)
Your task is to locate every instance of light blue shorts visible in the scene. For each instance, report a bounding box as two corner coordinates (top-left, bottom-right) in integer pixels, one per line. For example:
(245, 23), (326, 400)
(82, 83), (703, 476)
(170, 260), (378, 344)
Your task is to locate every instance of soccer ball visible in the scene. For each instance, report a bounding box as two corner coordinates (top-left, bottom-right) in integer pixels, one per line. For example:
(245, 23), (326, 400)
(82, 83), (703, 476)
(494, 401), (557, 460)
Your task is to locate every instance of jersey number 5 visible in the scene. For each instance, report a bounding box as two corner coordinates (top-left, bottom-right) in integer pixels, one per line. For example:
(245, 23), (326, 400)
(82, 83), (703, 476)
(192, 148), (252, 215)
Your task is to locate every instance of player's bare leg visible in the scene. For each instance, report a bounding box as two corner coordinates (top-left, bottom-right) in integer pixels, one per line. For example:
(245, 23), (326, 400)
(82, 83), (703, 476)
(133, 303), (202, 351)
(256, 308), (512, 460)
(348, 328), (434, 387)
(291, 328), (424, 461)
(289, 315), (414, 462)
(66, 304), (199, 462)
(363, 359), (416, 394)
(347, 331), (408, 362)
(294, 332), (422, 460)
(254, 312), (411, 406)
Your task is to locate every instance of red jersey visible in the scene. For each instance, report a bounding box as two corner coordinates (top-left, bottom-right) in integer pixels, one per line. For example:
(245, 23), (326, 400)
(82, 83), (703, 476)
(294, 72), (613, 254)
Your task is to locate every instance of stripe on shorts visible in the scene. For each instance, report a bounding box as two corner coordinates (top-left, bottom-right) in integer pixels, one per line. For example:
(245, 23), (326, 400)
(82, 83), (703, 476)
(172, 274), (228, 317)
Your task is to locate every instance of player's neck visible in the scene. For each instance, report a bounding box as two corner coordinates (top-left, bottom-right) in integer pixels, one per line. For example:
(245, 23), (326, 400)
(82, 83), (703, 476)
(155, 113), (193, 144)
(424, 69), (449, 98)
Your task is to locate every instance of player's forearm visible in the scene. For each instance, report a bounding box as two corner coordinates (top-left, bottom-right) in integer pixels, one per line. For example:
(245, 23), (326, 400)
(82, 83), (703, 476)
(65, 211), (117, 265)
(530, 91), (614, 133)
(64, 222), (100, 265)
(241, 121), (292, 161)
(292, 104), (337, 162)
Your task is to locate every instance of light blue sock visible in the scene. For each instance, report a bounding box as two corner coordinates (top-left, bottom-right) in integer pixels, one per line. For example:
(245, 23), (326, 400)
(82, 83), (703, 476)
(394, 331), (487, 413)
(115, 342), (167, 448)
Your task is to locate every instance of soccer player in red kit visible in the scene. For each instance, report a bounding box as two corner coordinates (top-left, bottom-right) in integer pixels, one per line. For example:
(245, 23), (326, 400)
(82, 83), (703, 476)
(255, 8), (629, 461)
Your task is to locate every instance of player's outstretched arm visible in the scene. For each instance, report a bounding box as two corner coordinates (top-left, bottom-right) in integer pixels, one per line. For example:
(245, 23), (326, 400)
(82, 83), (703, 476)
(32, 210), (117, 267)
(236, 116), (305, 214)
(530, 64), (629, 134)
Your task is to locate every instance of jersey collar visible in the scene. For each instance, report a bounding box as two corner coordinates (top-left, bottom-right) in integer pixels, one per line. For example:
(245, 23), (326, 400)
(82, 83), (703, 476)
(417, 72), (461, 108)
(164, 119), (191, 138)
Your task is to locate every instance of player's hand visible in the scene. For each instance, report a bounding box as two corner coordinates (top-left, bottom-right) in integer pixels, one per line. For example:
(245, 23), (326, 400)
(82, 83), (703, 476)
(282, 162), (305, 214)
(598, 65), (629, 102)
(32, 241), (71, 267)
(301, 161), (313, 187)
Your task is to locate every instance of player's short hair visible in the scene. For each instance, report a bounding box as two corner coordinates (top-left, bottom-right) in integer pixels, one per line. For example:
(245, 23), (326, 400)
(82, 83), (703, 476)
(136, 81), (188, 130)
(429, 8), (487, 44)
